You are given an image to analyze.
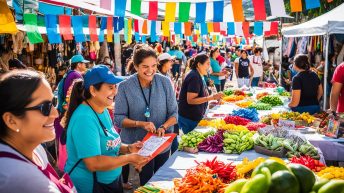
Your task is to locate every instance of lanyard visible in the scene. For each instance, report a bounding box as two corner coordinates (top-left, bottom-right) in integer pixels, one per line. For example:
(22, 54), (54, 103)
(137, 76), (152, 119)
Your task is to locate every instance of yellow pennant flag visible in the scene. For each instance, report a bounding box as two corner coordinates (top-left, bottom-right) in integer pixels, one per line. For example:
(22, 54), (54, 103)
(165, 2), (176, 22)
(162, 21), (170, 37)
(128, 18), (132, 44)
(0, 1), (18, 34)
(207, 22), (214, 33)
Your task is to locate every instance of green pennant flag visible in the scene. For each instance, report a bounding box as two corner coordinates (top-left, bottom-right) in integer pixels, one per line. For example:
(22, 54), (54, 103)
(131, 0), (142, 16)
(24, 14), (43, 44)
(179, 2), (191, 22)
(124, 18), (128, 42)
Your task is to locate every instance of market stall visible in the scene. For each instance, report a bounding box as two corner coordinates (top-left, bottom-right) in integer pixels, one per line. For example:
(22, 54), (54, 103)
(137, 86), (344, 193)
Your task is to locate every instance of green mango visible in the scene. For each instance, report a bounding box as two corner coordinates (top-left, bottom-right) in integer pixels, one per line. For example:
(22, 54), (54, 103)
(252, 160), (289, 177)
(318, 180), (344, 193)
(288, 164), (316, 193)
(224, 179), (248, 193)
(240, 174), (269, 193)
(312, 178), (330, 192)
(268, 170), (300, 193)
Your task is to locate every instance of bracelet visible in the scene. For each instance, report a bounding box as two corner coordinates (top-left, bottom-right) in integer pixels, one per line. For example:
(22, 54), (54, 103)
(159, 125), (167, 130)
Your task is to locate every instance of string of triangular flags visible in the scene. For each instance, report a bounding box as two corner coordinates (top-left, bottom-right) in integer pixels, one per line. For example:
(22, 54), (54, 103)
(124, 0), (327, 22)
(22, 13), (279, 45)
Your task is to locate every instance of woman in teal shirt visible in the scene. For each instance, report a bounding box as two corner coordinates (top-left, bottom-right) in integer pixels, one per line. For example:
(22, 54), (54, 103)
(63, 65), (149, 193)
(210, 47), (226, 92)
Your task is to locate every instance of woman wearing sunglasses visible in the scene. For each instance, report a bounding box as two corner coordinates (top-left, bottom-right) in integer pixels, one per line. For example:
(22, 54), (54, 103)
(63, 65), (149, 193)
(0, 70), (73, 193)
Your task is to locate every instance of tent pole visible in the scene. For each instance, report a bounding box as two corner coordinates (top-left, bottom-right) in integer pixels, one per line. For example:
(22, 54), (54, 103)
(323, 33), (330, 110)
(279, 18), (283, 85)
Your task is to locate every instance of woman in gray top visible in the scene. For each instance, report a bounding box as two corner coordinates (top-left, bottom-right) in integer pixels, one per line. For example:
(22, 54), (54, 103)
(114, 45), (178, 185)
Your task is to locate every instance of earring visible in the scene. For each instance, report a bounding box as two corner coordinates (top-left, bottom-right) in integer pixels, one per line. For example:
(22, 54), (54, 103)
(16, 129), (20, 132)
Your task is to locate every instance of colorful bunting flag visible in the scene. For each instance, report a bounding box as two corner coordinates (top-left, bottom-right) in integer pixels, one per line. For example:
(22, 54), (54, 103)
(142, 35), (146, 43)
(174, 22), (182, 35)
(165, 2), (176, 22)
(253, 22), (263, 36)
(148, 1), (158, 20)
(135, 32), (140, 42)
(290, 0), (302, 12)
(328, 0), (333, 2)
(0, 1), (18, 34)
(156, 21), (162, 35)
(269, 0), (286, 17)
(220, 23), (227, 36)
(115, 0), (127, 17)
(252, 0), (266, 20)
(107, 17), (113, 42)
(263, 22), (271, 32)
(162, 21), (170, 37)
(213, 1), (224, 22)
(227, 22), (235, 35)
(305, 0), (320, 10)
(128, 18), (132, 44)
(59, 15), (73, 40)
(232, 0), (245, 22)
(24, 14), (43, 44)
(179, 2), (191, 22)
(196, 3), (206, 23)
(100, 0), (112, 11)
(142, 20), (148, 34)
(150, 20), (157, 42)
(235, 22), (244, 37)
(124, 19), (128, 42)
(184, 22), (192, 36)
(201, 23), (208, 35)
(207, 22), (214, 33)
(45, 14), (61, 44)
(72, 16), (85, 42)
(242, 22), (250, 37)
(118, 17), (124, 32)
(131, 0), (142, 16)
(113, 17), (119, 33)
(213, 23), (220, 32)
(134, 19), (139, 32)
(193, 34), (198, 42)
(269, 21), (279, 35)
(89, 15), (98, 42)
(99, 17), (107, 42)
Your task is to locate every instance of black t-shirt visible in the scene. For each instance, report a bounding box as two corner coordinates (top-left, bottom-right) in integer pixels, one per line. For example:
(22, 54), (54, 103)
(178, 70), (209, 122)
(238, 58), (250, 78)
(292, 71), (320, 106)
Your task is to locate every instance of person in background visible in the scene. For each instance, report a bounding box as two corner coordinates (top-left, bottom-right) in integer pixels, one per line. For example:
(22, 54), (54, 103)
(0, 70), (74, 193)
(329, 62), (344, 114)
(235, 50), (254, 88)
(288, 54), (323, 114)
(250, 48), (264, 87)
(216, 55), (228, 91)
(178, 54), (223, 134)
(64, 65), (149, 193)
(8, 58), (27, 70)
(114, 45), (178, 185)
(209, 47), (226, 92)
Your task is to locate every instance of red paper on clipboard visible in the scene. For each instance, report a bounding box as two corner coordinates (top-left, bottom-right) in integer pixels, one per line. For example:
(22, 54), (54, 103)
(140, 133), (176, 161)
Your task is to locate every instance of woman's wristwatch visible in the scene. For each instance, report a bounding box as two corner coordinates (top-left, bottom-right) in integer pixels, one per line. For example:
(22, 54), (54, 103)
(159, 125), (167, 130)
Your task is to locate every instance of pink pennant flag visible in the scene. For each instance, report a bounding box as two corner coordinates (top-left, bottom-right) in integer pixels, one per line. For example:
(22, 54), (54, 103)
(235, 22), (244, 37)
(134, 19), (139, 32)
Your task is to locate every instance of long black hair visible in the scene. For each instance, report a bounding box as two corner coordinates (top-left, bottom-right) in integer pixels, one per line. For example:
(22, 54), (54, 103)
(62, 79), (103, 129)
(294, 54), (310, 71)
(189, 54), (209, 70)
(0, 70), (42, 137)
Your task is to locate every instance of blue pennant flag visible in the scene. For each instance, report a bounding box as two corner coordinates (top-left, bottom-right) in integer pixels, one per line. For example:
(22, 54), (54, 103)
(227, 22), (235, 35)
(45, 15), (61, 44)
(195, 3), (206, 23)
(72, 16), (85, 42)
(115, 0), (127, 17)
(142, 35), (146, 43)
(113, 17), (118, 32)
(201, 23), (208, 35)
(174, 22), (182, 35)
(99, 17), (107, 42)
(305, 0), (320, 10)
(118, 17), (124, 31)
(150, 21), (157, 42)
(254, 22), (263, 36)
(213, 1), (224, 22)
(135, 32), (140, 42)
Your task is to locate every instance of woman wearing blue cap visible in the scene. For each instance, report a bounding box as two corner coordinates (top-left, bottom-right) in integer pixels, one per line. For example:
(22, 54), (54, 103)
(114, 45), (178, 185)
(63, 65), (150, 193)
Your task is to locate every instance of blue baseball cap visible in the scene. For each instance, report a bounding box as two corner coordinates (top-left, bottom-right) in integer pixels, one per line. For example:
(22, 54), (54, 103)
(84, 65), (125, 89)
(71, 54), (89, 64)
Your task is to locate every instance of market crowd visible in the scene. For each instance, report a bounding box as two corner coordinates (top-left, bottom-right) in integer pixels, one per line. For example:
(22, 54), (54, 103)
(1, 41), (344, 193)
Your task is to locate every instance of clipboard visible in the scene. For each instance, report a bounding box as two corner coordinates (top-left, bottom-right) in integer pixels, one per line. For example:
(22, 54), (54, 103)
(139, 133), (176, 161)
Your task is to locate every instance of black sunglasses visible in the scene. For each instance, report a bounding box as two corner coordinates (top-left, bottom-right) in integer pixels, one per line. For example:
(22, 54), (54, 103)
(22, 100), (57, 116)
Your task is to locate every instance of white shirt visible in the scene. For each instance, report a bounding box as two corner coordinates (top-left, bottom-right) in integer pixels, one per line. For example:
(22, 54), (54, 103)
(249, 55), (263, 78)
(0, 144), (61, 193)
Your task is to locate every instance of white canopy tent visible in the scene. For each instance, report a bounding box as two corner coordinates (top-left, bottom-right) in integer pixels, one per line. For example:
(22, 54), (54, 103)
(282, 3), (344, 110)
